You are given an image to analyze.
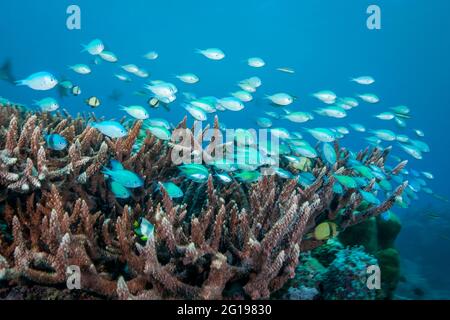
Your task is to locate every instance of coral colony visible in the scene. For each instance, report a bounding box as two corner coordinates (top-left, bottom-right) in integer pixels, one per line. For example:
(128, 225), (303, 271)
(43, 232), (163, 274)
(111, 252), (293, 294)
(0, 103), (407, 300)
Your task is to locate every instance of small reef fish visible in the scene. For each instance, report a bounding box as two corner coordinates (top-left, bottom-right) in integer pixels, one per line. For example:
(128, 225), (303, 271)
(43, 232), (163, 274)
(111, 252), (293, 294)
(313, 222), (338, 241)
(122, 64), (139, 73)
(176, 73), (199, 84)
(146, 118), (171, 130)
(350, 123), (366, 133)
(276, 67), (295, 74)
(370, 129), (396, 141)
(398, 143), (423, 160)
(110, 181), (132, 199)
(266, 93), (294, 106)
(86, 96), (101, 108)
(422, 171), (434, 180)
(231, 90), (253, 102)
(271, 167), (293, 179)
(282, 111), (313, 123)
(396, 134), (409, 143)
(103, 166), (144, 189)
(414, 129), (425, 137)
(179, 164), (209, 183)
(148, 97), (162, 109)
(335, 126), (349, 135)
(306, 128), (336, 142)
(359, 190), (381, 205)
(145, 81), (178, 98)
(45, 133), (68, 151)
(247, 57), (266, 68)
(395, 117), (407, 128)
(334, 175), (358, 189)
(81, 39), (105, 55)
(391, 105), (410, 115)
(33, 97), (59, 112)
(218, 97), (245, 111)
(256, 117), (273, 128)
(322, 143), (337, 166)
(313, 90), (336, 104)
(234, 170), (261, 183)
(59, 80), (73, 89)
(16, 71), (58, 91)
(196, 48), (225, 60)
(215, 173), (233, 183)
(72, 86), (81, 96)
(183, 103), (207, 121)
(409, 139), (430, 153)
(143, 51), (159, 60)
(265, 111), (280, 119)
(69, 64), (91, 75)
(315, 106), (347, 119)
(375, 112), (395, 120)
(115, 74), (132, 82)
(190, 98), (217, 113)
(291, 144), (318, 159)
(270, 127), (290, 139)
(358, 93), (379, 104)
(160, 182), (184, 199)
(340, 97), (359, 108)
(134, 218), (155, 241)
(351, 76), (375, 85)
(247, 77), (262, 88)
(237, 80), (257, 93)
(91, 121), (128, 139)
(121, 105), (150, 120)
(146, 125), (172, 141)
(134, 69), (150, 78)
(99, 51), (118, 63)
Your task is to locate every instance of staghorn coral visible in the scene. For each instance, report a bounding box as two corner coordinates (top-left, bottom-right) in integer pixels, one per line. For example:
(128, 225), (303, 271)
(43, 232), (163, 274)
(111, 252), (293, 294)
(0, 105), (407, 300)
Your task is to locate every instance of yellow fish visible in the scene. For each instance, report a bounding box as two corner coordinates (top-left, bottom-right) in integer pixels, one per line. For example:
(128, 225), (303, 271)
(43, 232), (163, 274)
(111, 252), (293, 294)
(148, 97), (160, 109)
(313, 222), (338, 241)
(72, 86), (81, 96)
(86, 96), (101, 108)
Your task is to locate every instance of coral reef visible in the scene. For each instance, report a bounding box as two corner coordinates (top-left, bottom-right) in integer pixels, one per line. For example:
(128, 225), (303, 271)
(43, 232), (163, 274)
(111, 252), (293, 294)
(0, 106), (406, 300)
(278, 243), (380, 300)
(339, 212), (402, 299)
(321, 246), (378, 300)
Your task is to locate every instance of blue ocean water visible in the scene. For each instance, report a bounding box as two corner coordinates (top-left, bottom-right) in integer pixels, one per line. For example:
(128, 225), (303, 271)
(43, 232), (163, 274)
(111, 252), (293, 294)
(0, 0), (449, 298)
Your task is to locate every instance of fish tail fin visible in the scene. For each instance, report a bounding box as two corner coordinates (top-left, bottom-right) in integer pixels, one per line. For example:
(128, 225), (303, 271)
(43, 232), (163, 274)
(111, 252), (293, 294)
(15, 79), (26, 86)
(101, 167), (113, 177)
(195, 49), (203, 54)
(80, 44), (88, 53)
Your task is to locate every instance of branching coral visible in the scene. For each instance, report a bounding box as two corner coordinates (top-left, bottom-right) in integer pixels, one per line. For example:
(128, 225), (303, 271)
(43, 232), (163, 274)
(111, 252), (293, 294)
(0, 106), (407, 300)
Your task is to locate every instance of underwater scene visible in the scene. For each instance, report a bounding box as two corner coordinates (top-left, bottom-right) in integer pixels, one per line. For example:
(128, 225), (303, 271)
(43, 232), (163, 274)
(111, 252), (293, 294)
(0, 0), (449, 301)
